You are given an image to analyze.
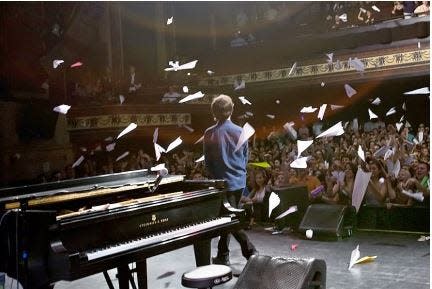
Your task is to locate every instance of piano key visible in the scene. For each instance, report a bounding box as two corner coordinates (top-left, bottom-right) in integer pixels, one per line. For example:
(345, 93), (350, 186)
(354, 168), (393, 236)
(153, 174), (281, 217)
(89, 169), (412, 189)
(85, 217), (232, 261)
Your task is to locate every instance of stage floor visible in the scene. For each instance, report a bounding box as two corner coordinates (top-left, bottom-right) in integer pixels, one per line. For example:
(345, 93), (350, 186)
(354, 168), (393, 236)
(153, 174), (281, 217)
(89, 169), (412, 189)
(5, 228), (430, 289)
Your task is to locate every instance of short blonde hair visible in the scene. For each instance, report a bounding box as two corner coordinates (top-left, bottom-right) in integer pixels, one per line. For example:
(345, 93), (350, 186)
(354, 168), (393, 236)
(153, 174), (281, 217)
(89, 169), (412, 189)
(211, 94), (234, 121)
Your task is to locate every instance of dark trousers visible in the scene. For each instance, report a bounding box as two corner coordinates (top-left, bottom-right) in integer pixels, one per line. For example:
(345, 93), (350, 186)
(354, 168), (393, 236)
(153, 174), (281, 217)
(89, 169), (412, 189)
(217, 189), (257, 259)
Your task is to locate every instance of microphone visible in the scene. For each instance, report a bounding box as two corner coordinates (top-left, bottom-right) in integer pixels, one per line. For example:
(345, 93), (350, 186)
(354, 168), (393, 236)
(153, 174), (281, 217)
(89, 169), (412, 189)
(150, 168), (169, 193)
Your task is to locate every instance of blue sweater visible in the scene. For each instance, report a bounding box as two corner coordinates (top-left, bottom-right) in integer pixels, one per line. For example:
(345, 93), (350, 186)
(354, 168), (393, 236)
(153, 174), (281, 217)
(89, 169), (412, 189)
(204, 120), (248, 191)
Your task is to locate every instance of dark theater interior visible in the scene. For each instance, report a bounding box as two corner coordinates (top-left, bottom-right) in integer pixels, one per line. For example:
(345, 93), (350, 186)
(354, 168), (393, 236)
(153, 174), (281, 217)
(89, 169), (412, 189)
(0, 2), (430, 289)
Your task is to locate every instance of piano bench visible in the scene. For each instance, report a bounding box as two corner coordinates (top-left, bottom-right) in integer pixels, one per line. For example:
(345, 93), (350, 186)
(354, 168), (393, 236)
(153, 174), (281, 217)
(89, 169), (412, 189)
(182, 264), (232, 288)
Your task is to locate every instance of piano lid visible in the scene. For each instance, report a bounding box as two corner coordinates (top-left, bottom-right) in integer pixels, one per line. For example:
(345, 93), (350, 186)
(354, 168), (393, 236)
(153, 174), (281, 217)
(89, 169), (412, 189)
(0, 170), (184, 208)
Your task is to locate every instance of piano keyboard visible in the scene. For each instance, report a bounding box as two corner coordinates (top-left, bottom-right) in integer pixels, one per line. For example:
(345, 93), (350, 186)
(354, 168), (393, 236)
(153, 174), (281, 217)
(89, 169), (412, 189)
(85, 216), (232, 261)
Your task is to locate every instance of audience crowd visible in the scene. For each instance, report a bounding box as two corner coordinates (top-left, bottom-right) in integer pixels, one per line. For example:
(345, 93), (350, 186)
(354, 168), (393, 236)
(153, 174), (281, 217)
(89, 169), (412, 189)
(41, 119), (430, 226)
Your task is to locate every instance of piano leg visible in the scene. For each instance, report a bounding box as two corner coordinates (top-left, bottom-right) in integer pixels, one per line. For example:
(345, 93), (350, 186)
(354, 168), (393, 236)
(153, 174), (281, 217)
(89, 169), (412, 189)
(193, 239), (211, 267)
(117, 265), (130, 289)
(136, 260), (147, 289)
(103, 271), (115, 289)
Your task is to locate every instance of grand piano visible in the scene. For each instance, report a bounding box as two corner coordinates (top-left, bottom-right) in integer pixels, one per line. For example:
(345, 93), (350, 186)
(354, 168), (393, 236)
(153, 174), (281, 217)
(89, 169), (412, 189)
(0, 169), (244, 289)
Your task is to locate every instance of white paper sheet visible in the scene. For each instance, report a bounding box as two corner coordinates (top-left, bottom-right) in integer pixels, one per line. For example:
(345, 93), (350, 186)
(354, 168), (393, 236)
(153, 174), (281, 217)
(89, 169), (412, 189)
(116, 123), (137, 139)
(300, 106), (318, 113)
(166, 137), (182, 153)
(316, 121), (344, 138)
(238, 96), (252, 105)
(275, 205), (298, 220)
(164, 60), (198, 71)
(344, 84), (357, 98)
(289, 156), (309, 169)
(234, 122), (255, 152)
(72, 155), (85, 168)
(297, 140), (313, 157)
(368, 108), (378, 120)
(358, 145), (365, 162)
(371, 97), (381, 105)
(317, 104), (327, 120)
(404, 87), (430, 95)
(179, 91), (205, 103)
(53, 104), (71, 114)
(385, 107), (396, 116)
(352, 168), (372, 212)
(268, 192), (281, 217)
(116, 151), (129, 162)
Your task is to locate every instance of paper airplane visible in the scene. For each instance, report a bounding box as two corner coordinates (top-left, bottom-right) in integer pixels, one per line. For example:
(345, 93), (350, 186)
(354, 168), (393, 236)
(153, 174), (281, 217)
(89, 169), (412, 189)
(349, 245), (361, 270)
(352, 168), (372, 212)
(116, 123), (137, 139)
(195, 155), (205, 163)
(288, 62), (297, 76)
(404, 87), (430, 95)
(418, 131), (424, 143)
(153, 127), (159, 143)
(116, 151), (129, 162)
(154, 143), (166, 161)
(338, 13), (347, 22)
(372, 5), (380, 12)
(70, 61), (83, 68)
(316, 121), (344, 138)
(405, 121), (412, 128)
(368, 108), (378, 120)
(344, 84), (357, 98)
(238, 96), (252, 105)
(386, 159), (401, 178)
(300, 106), (318, 113)
(179, 91), (205, 103)
(349, 246), (376, 269)
(166, 16), (173, 25)
(374, 146), (390, 158)
(234, 79), (245, 91)
(266, 114), (275, 119)
(290, 156), (308, 169)
(249, 162), (271, 168)
(53, 59), (64, 69)
(321, 82), (325, 87)
(352, 118), (359, 132)
(207, 70), (214, 75)
(350, 57), (365, 72)
(402, 102), (406, 111)
(106, 143), (116, 152)
(245, 111), (253, 117)
(371, 97), (381, 105)
(325, 53), (333, 63)
(164, 60), (198, 72)
(119, 95), (125, 104)
(297, 140), (313, 157)
(268, 192), (280, 217)
(166, 137), (182, 153)
(330, 104), (344, 110)
(358, 145), (365, 162)
(181, 124), (194, 132)
(395, 122), (403, 132)
(385, 107), (396, 116)
(105, 136), (113, 142)
(151, 163), (166, 171)
(72, 156), (84, 168)
(283, 122), (297, 140)
(53, 104), (71, 114)
(235, 122), (255, 152)
(317, 104), (327, 120)
(194, 135), (204, 144)
(182, 86), (189, 93)
(275, 205), (298, 220)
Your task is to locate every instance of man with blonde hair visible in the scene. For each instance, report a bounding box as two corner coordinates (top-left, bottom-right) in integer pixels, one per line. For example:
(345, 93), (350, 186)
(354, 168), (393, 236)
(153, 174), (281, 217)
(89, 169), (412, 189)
(204, 94), (257, 266)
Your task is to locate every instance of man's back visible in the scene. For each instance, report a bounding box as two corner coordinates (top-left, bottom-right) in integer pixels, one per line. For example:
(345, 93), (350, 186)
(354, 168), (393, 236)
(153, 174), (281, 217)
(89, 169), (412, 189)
(204, 119), (247, 191)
